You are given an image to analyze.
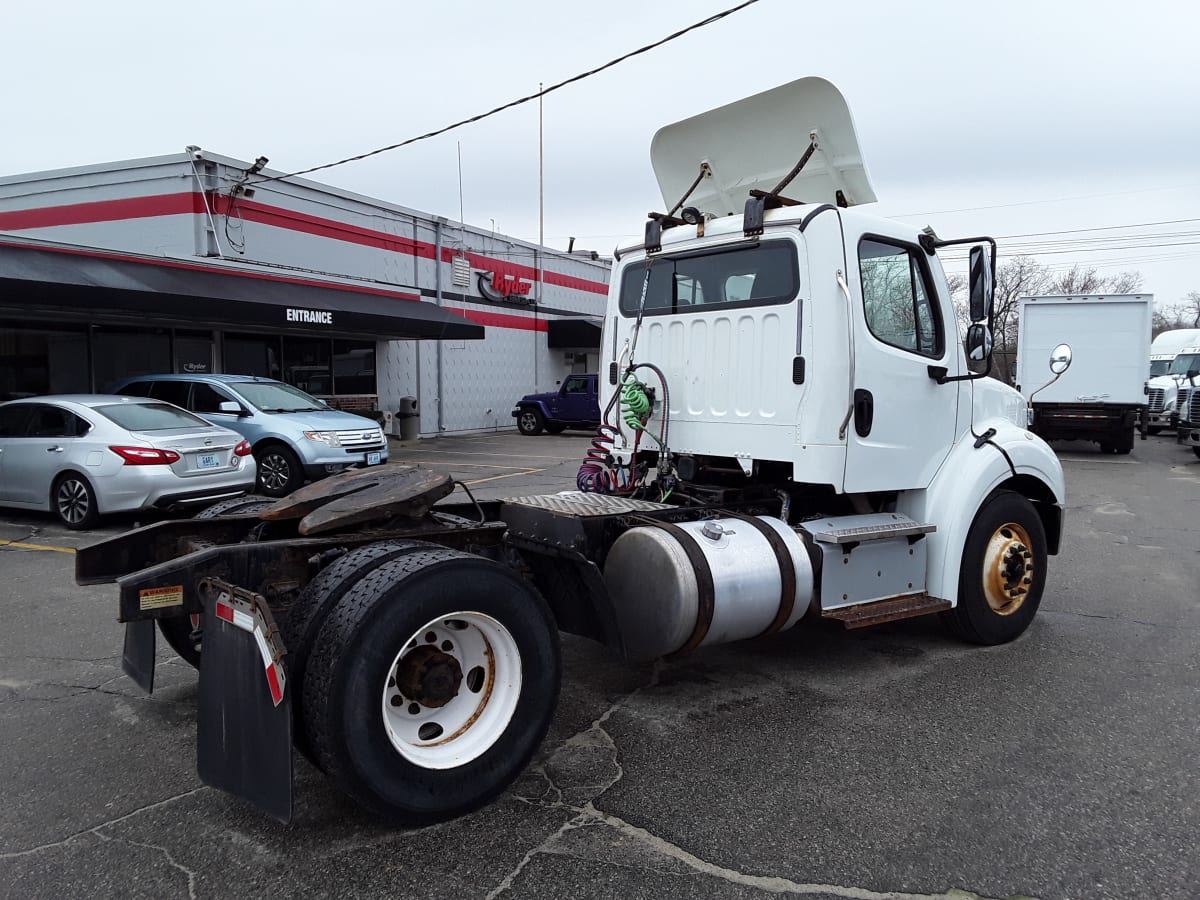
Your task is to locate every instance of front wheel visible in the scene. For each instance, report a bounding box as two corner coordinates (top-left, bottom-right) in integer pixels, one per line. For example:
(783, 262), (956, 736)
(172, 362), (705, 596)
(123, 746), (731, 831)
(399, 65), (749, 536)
(302, 545), (561, 823)
(942, 490), (1047, 645)
(255, 444), (304, 497)
(516, 408), (545, 436)
(1193, 447), (1200, 460)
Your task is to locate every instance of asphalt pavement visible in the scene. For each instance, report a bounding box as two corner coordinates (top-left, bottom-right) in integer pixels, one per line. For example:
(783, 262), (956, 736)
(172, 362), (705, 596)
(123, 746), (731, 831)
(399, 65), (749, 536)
(0, 430), (1197, 900)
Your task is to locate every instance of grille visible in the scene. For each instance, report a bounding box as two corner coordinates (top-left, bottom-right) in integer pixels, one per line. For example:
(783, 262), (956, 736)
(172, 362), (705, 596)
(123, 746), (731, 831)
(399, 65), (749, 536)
(1146, 387), (1165, 413)
(1186, 389), (1200, 425)
(335, 428), (384, 450)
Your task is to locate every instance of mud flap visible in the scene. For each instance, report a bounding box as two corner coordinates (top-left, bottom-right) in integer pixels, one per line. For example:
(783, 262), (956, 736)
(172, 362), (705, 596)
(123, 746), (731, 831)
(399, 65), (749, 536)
(196, 583), (293, 823)
(122, 619), (156, 694)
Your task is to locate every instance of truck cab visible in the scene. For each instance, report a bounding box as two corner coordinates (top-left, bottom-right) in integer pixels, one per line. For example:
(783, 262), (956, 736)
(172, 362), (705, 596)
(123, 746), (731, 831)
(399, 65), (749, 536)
(599, 77), (1062, 609)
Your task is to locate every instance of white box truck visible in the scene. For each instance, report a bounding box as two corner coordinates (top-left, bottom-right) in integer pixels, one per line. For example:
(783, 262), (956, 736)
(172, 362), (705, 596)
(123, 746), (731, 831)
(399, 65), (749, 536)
(1016, 294), (1152, 453)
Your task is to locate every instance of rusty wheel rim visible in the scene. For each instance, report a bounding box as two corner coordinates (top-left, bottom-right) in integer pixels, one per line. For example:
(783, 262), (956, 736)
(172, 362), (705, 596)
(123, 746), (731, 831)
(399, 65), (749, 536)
(380, 612), (522, 770)
(982, 521), (1035, 616)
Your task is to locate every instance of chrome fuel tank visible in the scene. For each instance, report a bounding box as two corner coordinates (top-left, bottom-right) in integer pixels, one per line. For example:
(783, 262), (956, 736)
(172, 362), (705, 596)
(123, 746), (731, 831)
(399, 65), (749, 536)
(602, 515), (814, 661)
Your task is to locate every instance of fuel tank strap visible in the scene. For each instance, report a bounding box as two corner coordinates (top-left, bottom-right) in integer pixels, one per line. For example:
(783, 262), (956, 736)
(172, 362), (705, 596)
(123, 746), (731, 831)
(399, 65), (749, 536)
(632, 517), (716, 656)
(719, 513), (797, 637)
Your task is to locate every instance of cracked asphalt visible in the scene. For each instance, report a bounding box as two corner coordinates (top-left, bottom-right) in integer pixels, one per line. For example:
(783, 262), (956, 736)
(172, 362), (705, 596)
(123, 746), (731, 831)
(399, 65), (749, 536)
(0, 432), (1197, 900)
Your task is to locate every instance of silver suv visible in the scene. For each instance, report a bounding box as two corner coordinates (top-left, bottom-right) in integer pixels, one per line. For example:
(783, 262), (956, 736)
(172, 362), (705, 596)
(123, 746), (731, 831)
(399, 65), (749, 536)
(113, 374), (387, 496)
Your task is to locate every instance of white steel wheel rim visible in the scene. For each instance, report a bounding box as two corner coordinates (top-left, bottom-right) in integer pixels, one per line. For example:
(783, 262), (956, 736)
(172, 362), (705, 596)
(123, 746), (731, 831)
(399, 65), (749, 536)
(381, 611), (522, 770)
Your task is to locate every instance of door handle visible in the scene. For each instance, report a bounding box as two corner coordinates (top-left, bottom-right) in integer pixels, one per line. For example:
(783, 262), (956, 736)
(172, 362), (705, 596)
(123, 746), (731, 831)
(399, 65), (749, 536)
(853, 389), (874, 438)
(46, 446), (64, 453)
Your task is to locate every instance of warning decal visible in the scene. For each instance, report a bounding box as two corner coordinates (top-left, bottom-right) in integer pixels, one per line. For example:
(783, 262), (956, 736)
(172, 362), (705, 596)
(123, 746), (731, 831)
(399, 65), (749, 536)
(139, 585), (184, 610)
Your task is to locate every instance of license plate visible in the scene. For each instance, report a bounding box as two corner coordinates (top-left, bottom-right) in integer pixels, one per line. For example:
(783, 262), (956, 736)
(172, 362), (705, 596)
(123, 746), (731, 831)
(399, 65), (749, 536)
(197, 453), (221, 469)
(366, 451), (382, 466)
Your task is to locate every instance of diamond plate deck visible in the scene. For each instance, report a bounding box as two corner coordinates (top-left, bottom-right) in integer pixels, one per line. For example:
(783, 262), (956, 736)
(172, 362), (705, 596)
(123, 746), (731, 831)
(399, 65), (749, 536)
(801, 513), (935, 544)
(501, 492), (673, 517)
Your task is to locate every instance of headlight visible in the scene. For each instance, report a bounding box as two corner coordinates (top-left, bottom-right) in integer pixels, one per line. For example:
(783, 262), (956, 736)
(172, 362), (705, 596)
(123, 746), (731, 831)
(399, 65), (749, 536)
(304, 430), (341, 447)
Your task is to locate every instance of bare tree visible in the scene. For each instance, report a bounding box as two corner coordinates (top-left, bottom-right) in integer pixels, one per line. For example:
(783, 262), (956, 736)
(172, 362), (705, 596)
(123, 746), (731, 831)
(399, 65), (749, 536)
(1181, 291), (1200, 328)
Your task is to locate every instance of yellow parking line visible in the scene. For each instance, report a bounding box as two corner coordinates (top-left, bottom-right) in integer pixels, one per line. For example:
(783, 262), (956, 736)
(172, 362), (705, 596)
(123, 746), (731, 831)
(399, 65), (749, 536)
(0, 540), (76, 554)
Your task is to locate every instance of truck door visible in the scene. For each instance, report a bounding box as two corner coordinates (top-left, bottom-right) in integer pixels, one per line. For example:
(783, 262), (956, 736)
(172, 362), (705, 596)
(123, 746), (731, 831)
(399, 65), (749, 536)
(842, 230), (959, 492)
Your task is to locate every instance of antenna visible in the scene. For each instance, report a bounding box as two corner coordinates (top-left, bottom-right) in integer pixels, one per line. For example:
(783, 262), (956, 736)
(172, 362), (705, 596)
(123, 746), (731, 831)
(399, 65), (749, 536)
(457, 142), (465, 227)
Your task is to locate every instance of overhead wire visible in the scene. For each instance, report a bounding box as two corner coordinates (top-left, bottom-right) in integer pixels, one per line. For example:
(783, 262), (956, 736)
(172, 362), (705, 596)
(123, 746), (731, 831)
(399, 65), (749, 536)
(249, 0), (762, 187)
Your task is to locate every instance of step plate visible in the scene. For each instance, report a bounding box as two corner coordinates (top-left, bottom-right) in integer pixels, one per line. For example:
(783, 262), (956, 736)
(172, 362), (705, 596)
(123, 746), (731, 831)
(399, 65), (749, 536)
(822, 593), (951, 629)
(502, 492), (672, 517)
(802, 513), (935, 545)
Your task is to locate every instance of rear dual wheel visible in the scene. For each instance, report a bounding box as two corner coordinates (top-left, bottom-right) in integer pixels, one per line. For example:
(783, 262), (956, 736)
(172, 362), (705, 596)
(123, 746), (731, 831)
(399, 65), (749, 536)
(301, 544), (561, 823)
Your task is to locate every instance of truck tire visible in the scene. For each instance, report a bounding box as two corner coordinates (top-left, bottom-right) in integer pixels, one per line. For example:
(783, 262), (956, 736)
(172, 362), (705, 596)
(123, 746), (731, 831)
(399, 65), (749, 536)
(1193, 447), (1200, 460)
(942, 490), (1047, 646)
(192, 494), (274, 520)
(516, 408), (545, 436)
(302, 546), (561, 823)
(281, 540), (429, 765)
(159, 496), (278, 668)
(1146, 426), (1163, 436)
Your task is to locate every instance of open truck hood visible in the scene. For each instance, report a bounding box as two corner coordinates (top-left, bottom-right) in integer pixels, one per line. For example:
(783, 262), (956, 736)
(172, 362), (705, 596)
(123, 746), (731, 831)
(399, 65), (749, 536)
(650, 76), (876, 218)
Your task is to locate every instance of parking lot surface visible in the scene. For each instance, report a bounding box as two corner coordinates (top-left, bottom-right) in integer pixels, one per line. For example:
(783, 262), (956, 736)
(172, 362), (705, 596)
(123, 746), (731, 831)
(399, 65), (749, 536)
(1, 431), (1197, 899)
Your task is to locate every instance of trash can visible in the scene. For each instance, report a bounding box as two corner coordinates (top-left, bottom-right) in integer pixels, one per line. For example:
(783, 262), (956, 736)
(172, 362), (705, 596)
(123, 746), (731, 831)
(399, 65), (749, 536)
(397, 396), (420, 441)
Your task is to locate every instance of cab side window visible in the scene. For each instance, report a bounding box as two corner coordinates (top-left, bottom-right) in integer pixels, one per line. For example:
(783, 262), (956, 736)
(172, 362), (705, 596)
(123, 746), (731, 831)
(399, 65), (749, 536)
(563, 377), (589, 394)
(858, 239), (944, 358)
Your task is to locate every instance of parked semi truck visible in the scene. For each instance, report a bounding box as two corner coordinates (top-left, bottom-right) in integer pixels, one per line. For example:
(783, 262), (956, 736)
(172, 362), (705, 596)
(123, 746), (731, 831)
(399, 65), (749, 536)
(1015, 294), (1151, 453)
(77, 77), (1068, 824)
(1147, 329), (1200, 432)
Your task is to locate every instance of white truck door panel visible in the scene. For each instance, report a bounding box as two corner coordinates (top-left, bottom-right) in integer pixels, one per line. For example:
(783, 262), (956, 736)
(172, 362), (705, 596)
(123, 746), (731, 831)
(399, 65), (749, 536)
(842, 229), (959, 492)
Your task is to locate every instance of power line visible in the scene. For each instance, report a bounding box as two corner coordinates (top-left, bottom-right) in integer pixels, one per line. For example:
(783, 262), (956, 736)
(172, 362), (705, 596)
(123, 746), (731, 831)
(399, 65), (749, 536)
(894, 181), (1200, 218)
(252, 0), (762, 186)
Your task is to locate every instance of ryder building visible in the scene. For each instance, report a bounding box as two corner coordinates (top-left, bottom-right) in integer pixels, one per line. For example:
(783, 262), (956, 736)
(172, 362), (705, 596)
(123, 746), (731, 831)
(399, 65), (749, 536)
(0, 149), (610, 437)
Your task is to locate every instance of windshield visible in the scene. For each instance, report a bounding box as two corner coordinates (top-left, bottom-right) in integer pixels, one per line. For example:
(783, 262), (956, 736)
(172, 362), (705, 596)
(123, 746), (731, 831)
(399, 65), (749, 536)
(1149, 359), (1172, 377)
(619, 241), (799, 316)
(96, 402), (210, 431)
(233, 381), (325, 412)
(1167, 352), (1200, 376)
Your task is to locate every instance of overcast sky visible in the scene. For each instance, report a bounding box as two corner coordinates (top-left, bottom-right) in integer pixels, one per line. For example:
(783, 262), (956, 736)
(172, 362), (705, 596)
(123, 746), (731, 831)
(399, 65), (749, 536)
(5, 0), (1198, 306)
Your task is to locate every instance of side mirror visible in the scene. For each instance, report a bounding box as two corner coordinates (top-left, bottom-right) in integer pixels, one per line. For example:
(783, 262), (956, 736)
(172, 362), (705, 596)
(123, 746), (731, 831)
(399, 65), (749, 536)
(968, 245), (993, 322)
(1187, 369), (1199, 381)
(1049, 343), (1072, 375)
(966, 323), (993, 361)
(217, 401), (246, 416)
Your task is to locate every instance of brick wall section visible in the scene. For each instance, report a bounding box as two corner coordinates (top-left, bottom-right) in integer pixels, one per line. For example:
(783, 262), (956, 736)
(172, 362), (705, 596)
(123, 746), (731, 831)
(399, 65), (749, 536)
(323, 396), (381, 417)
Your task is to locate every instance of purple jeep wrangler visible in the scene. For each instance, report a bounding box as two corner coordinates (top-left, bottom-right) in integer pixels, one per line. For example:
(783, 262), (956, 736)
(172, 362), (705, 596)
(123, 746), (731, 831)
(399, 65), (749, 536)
(511, 374), (600, 436)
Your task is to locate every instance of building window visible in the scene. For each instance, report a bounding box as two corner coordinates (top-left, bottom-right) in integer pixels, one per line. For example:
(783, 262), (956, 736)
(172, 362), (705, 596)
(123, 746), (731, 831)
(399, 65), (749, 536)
(282, 337), (332, 396)
(225, 333), (282, 380)
(0, 325), (89, 400)
(92, 327), (172, 393)
(175, 332), (215, 374)
(332, 340), (376, 395)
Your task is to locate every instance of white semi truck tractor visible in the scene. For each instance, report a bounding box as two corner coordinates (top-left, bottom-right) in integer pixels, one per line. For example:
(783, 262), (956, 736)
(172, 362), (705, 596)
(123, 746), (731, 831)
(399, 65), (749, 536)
(78, 77), (1068, 825)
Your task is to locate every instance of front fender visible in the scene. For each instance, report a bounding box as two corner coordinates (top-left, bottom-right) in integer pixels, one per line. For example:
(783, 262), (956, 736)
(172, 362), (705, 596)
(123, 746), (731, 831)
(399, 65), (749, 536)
(897, 420), (1065, 605)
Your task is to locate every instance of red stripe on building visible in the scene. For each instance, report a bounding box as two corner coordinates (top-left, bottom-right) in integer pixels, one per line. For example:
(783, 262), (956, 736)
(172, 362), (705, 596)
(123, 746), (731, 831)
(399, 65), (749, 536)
(0, 193), (199, 231)
(452, 307), (548, 332)
(1, 191), (610, 296)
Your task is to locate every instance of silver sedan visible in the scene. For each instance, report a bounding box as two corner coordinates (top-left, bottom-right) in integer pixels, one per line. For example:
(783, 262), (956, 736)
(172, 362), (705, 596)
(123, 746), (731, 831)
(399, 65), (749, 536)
(0, 395), (257, 529)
